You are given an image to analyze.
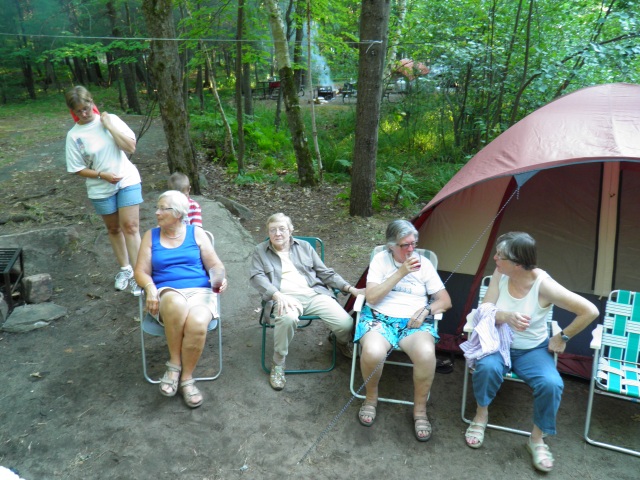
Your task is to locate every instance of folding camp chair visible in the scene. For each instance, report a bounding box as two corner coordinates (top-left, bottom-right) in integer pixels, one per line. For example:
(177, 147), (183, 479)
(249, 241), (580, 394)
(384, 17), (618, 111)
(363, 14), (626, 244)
(133, 230), (222, 384)
(348, 246), (442, 406)
(258, 236), (341, 374)
(460, 275), (559, 435)
(584, 289), (640, 457)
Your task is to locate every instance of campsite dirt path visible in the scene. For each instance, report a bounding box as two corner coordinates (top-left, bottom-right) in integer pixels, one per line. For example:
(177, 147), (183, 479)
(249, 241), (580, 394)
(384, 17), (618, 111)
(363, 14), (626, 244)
(0, 110), (638, 479)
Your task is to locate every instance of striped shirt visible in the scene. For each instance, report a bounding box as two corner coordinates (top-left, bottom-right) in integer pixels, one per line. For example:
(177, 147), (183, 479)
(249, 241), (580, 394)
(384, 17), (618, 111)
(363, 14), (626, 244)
(186, 198), (202, 227)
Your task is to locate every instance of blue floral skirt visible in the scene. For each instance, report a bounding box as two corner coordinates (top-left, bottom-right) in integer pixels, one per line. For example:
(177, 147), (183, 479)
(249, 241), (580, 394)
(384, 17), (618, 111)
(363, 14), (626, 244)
(354, 304), (439, 348)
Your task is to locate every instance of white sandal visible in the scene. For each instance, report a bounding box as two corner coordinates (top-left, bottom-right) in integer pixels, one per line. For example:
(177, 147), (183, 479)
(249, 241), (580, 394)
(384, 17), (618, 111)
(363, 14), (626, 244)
(159, 362), (181, 397)
(526, 439), (554, 472)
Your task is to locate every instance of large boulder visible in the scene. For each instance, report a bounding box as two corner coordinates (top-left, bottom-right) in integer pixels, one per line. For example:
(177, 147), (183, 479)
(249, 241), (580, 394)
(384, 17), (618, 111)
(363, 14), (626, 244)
(1, 303), (67, 333)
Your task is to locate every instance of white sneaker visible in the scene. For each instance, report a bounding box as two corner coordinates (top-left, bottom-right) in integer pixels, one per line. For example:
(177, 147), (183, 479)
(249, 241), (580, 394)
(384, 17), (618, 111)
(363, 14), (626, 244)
(114, 266), (133, 291)
(128, 277), (139, 293)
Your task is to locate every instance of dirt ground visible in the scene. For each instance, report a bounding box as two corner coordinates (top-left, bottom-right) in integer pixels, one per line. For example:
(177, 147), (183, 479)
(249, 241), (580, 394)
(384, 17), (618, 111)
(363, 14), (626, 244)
(0, 110), (638, 479)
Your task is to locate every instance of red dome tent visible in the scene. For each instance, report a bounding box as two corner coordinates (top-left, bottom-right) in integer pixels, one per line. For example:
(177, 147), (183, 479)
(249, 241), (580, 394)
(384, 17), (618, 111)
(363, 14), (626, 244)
(407, 83), (640, 378)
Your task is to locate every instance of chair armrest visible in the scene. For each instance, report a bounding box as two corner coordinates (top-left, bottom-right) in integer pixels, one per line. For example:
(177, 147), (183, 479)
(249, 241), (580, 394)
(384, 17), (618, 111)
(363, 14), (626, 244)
(463, 309), (477, 334)
(132, 286), (143, 297)
(550, 320), (561, 337)
(353, 294), (365, 313)
(590, 324), (603, 350)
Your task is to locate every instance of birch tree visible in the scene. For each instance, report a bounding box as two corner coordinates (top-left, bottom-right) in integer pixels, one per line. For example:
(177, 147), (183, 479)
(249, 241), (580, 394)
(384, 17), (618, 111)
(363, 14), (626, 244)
(264, 0), (317, 186)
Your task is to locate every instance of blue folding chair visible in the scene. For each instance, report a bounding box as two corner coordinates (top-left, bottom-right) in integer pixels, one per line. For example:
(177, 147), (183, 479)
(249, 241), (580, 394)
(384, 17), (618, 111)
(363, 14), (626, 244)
(133, 230), (222, 384)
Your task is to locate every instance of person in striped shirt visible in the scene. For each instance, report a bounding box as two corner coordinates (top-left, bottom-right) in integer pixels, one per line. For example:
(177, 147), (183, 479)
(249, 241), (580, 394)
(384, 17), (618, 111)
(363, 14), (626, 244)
(168, 172), (202, 228)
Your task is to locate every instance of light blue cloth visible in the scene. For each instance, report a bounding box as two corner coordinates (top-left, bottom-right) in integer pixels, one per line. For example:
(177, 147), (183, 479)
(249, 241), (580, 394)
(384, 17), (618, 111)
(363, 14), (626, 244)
(354, 304), (439, 348)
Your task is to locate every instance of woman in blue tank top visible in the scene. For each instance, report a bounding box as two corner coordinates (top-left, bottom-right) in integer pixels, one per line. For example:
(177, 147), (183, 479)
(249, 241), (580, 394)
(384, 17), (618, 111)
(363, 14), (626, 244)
(135, 190), (227, 408)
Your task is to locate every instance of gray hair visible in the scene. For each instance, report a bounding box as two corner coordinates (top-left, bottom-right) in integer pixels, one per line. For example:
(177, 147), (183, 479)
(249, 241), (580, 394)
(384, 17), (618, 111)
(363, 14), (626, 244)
(265, 212), (294, 234)
(385, 219), (419, 249)
(158, 190), (189, 220)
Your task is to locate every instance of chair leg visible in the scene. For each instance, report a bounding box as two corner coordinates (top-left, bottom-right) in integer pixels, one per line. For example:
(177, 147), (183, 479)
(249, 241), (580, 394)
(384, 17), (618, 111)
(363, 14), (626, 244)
(141, 328), (159, 385)
(461, 359), (531, 437)
(349, 342), (365, 400)
(583, 350), (640, 457)
(261, 321), (337, 374)
(194, 320), (222, 382)
(349, 343), (414, 406)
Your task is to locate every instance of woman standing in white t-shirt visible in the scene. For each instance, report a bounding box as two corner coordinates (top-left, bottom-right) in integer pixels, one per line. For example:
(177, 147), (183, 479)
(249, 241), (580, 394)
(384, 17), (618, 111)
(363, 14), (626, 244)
(65, 86), (142, 291)
(355, 219), (452, 442)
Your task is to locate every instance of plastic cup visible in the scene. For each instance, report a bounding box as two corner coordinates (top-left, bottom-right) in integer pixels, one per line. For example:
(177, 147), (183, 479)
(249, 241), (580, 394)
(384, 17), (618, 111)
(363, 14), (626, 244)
(409, 251), (421, 271)
(208, 267), (225, 293)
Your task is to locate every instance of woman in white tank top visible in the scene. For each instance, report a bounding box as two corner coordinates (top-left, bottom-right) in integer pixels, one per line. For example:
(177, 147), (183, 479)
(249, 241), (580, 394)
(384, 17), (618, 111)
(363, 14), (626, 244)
(464, 232), (599, 473)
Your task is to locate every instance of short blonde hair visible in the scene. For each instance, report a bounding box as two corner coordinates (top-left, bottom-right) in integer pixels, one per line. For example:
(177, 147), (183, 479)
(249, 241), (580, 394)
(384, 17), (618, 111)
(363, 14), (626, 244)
(266, 212), (294, 233)
(65, 86), (93, 110)
(158, 190), (189, 220)
(168, 172), (191, 194)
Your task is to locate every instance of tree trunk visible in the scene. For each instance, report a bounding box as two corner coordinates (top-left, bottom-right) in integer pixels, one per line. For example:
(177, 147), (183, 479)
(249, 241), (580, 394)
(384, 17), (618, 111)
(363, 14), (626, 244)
(106, 1), (142, 114)
(13, 0), (36, 99)
(264, 0), (317, 187)
(235, 0), (246, 173)
(141, 0), (199, 193)
(292, 0), (305, 94)
(243, 62), (253, 116)
(350, 0), (391, 217)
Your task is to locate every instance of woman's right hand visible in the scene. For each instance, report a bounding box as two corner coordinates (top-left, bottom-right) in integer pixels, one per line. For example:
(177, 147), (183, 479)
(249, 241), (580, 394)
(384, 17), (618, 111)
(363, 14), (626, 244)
(399, 255), (421, 276)
(145, 288), (159, 317)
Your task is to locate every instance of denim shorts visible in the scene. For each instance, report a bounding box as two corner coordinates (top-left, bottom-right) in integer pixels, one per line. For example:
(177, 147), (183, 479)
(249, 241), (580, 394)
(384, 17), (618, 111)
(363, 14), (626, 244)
(91, 183), (143, 215)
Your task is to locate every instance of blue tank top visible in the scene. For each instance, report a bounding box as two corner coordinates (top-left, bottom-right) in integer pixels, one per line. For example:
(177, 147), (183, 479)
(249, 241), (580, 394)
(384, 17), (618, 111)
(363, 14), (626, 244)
(151, 225), (210, 289)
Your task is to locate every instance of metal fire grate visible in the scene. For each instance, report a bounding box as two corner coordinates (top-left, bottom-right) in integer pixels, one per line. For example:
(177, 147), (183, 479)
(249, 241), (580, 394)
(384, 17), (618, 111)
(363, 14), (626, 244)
(0, 248), (24, 313)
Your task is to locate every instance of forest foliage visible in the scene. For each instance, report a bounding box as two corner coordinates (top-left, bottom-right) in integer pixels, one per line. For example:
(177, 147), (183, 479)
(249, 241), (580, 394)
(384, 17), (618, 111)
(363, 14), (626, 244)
(1, 0), (639, 211)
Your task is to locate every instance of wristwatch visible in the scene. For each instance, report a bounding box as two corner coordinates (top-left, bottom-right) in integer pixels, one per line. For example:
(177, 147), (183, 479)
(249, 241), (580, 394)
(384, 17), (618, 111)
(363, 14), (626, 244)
(560, 330), (571, 342)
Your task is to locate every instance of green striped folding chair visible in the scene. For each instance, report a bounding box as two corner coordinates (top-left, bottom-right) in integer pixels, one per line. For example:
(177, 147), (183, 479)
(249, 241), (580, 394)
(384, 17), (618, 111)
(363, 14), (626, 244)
(584, 289), (640, 457)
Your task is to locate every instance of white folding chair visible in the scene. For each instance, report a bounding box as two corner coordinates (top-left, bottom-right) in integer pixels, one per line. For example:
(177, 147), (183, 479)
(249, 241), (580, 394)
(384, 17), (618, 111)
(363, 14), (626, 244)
(133, 230), (222, 384)
(460, 275), (559, 436)
(348, 246), (442, 406)
(584, 289), (640, 457)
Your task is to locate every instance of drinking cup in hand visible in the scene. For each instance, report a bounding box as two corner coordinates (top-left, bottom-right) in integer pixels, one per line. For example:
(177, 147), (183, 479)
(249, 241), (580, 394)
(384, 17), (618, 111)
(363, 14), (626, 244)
(209, 267), (225, 293)
(409, 252), (421, 271)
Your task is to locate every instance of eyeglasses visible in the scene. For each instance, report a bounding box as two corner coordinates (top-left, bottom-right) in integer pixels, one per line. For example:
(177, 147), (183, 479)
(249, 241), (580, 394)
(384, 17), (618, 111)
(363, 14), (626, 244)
(397, 241), (418, 249)
(269, 226), (289, 234)
(156, 207), (174, 212)
(73, 104), (93, 116)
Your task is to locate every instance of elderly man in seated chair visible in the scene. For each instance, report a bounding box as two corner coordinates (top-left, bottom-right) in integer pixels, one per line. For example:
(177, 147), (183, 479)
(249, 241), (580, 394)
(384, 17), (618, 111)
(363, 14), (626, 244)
(249, 212), (364, 391)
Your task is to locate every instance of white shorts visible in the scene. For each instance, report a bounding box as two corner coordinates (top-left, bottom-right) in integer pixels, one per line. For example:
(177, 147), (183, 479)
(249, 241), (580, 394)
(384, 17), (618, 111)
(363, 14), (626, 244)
(154, 287), (219, 324)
